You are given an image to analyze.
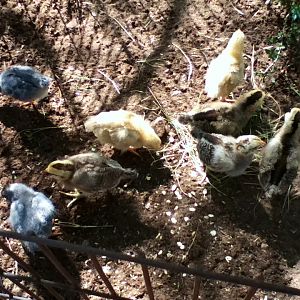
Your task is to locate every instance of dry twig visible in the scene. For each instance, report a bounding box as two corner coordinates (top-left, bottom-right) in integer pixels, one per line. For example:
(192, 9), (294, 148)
(110, 16), (144, 48)
(172, 42), (193, 82)
(97, 69), (121, 94)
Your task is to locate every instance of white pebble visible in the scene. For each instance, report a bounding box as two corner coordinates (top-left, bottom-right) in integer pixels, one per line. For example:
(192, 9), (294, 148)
(158, 250), (163, 255)
(210, 230), (217, 237)
(208, 214), (214, 218)
(171, 184), (177, 192)
(169, 136), (175, 143)
(171, 90), (182, 96)
(176, 242), (185, 250)
(203, 189), (208, 195)
(225, 256), (232, 263)
(171, 217), (177, 224)
(166, 211), (172, 216)
(146, 176), (151, 181)
(189, 207), (196, 212)
(174, 205), (179, 210)
(102, 266), (111, 274)
(175, 190), (182, 200)
(166, 200), (171, 204)
(184, 217), (190, 222)
(162, 191), (167, 195)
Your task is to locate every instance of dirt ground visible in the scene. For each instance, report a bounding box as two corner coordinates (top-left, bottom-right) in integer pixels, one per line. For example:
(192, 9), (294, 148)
(0, 0), (300, 299)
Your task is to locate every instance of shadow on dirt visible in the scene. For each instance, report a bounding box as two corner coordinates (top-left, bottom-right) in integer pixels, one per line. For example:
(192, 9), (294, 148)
(28, 248), (81, 300)
(58, 190), (158, 252)
(209, 171), (300, 267)
(0, 105), (70, 158)
(111, 149), (172, 193)
(94, 0), (188, 110)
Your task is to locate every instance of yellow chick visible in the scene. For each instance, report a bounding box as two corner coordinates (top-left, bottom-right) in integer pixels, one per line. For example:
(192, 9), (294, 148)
(84, 110), (161, 153)
(205, 29), (245, 101)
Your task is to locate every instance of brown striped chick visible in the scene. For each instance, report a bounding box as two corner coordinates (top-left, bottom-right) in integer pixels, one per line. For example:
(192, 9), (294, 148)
(45, 152), (138, 207)
(205, 29), (245, 101)
(84, 110), (161, 154)
(259, 108), (300, 199)
(191, 128), (266, 177)
(179, 89), (265, 137)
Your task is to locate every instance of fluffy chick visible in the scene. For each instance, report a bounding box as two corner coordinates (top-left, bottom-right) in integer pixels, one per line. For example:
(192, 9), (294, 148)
(2, 183), (55, 254)
(0, 65), (51, 103)
(45, 152), (138, 206)
(205, 29), (245, 101)
(179, 89), (265, 136)
(192, 128), (265, 176)
(259, 108), (300, 198)
(84, 110), (161, 153)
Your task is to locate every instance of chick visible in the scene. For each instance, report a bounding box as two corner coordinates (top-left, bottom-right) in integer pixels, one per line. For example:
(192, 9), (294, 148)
(205, 29), (245, 101)
(2, 183), (55, 254)
(0, 65), (51, 103)
(45, 152), (138, 207)
(84, 110), (161, 153)
(179, 89), (265, 136)
(259, 108), (300, 198)
(192, 128), (265, 177)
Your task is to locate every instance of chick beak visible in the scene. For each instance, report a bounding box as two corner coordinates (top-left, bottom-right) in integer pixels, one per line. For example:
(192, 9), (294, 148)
(259, 140), (266, 147)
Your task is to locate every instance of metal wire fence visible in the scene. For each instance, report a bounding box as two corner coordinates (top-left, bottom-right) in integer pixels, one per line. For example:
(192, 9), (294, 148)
(0, 229), (300, 300)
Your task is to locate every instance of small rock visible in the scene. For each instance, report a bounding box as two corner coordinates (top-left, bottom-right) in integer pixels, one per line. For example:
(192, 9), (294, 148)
(225, 256), (232, 263)
(210, 230), (217, 237)
(177, 242), (185, 250)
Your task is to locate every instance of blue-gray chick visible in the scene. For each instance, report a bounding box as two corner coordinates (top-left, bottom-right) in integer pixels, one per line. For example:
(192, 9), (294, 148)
(2, 183), (55, 254)
(0, 66), (51, 103)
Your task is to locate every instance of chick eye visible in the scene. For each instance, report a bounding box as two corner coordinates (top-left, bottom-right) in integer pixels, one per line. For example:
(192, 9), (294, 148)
(236, 144), (245, 151)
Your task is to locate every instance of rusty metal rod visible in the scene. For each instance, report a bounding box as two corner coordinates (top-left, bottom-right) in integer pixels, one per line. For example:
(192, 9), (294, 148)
(192, 277), (201, 300)
(0, 267), (42, 300)
(89, 255), (118, 297)
(37, 244), (89, 300)
(0, 239), (64, 300)
(0, 293), (32, 300)
(1, 273), (131, 300)
(244, 275), (264, 300)
(1, 230), (300, 297)
(137, 252), (155, 300)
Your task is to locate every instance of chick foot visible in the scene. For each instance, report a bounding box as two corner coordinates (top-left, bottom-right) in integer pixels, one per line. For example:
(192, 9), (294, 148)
(59, 189), (84, 208)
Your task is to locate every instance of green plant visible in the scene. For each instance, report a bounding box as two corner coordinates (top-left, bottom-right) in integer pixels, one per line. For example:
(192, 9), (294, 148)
(267, 1), (300, 61)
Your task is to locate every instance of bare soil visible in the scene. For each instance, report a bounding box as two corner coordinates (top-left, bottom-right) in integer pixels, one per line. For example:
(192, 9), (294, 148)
(0, 0), (300, 299)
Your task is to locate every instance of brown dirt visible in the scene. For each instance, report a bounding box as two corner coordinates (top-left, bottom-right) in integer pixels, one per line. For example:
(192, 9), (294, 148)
(0, 0), (300, 299)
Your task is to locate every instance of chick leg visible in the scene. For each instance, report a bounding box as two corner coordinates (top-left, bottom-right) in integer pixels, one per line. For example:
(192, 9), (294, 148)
(59, 189), (84, 208)
(127, 147), (141, 157)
